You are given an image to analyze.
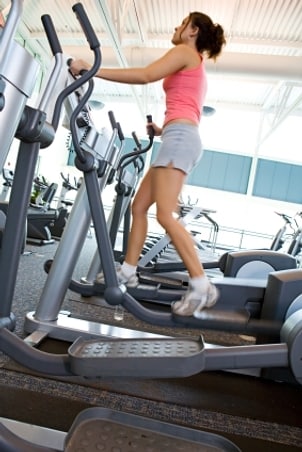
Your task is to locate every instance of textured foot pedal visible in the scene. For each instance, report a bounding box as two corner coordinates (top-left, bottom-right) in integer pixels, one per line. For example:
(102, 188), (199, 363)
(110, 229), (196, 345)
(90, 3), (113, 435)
(69, 336), (205, 378)
(65, 407), (241, 451)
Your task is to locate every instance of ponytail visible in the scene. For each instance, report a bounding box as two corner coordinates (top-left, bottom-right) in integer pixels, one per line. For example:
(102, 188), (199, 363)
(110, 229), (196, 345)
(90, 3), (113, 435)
(189, 12), (226, 60)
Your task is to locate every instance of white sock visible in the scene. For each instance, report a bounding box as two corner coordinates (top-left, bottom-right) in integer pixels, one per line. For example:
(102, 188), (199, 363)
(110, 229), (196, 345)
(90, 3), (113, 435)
(121, 261), (137, 278)
(189, 275), (209, 293)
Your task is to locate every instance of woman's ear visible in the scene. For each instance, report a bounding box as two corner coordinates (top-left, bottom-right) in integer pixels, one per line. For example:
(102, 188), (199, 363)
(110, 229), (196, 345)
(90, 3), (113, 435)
(190, 25), (199, 38)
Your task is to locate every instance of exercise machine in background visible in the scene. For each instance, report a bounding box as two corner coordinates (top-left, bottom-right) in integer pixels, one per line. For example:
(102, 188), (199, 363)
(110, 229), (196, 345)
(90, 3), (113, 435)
(0, 170), (59, 246)
(27, 179), (58, 245)
(49, 172), (81, 239)
(270, 210), (302, 264)
(0, 168), (14, 202)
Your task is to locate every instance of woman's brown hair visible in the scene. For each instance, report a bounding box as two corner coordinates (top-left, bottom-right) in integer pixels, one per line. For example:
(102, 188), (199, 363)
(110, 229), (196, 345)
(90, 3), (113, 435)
(189, 11), (226, 60)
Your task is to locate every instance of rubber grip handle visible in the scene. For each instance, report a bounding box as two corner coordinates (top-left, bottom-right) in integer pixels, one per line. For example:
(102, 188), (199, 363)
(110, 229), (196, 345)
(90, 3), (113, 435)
(108, 111), (117, 130)
(131, 131), (140, 148)
(41, 14), (62, 55)
(107, 112), (124, 141)
(72, 3), (100, 50)
(116, 122), (124, 141)
(146, 114), (154, 138)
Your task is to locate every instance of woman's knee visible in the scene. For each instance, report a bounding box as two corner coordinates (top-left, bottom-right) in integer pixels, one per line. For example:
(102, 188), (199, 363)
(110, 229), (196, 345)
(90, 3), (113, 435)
(131, 198), (148, 217)
(156, 209), (174, 230)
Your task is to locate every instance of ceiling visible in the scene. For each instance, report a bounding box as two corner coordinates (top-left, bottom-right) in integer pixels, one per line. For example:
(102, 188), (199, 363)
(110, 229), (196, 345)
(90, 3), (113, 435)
(1, 0), (302, 126)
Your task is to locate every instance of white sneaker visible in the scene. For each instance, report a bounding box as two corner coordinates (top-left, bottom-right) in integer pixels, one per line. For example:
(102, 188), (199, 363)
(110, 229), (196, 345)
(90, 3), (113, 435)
(194, 283), (219, 318)
(95, 266), (139, 288)
(172, 283), (218, 317)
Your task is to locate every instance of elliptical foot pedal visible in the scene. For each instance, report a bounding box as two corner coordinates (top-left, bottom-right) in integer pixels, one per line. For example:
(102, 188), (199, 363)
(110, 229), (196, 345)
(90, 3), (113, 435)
(190, 309), (250, 325)
(139, 271), (186, 289)
(65, 407), (241, 451)
(69, 336), (205, 378)
(173, 309), (251, 333)
(128, 284), (182, 303)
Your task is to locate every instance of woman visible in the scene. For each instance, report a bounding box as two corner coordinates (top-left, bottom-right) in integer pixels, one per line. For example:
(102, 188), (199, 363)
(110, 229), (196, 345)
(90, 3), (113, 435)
(70, 11), (226, 318)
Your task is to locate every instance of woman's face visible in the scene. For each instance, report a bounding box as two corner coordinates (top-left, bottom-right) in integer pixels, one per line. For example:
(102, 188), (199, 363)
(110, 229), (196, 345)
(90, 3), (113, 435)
(171, 16), (192, 45)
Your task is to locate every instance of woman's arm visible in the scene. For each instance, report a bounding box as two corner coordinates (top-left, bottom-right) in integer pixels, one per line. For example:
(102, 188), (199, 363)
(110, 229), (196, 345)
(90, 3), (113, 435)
(70, 44), (191, 84)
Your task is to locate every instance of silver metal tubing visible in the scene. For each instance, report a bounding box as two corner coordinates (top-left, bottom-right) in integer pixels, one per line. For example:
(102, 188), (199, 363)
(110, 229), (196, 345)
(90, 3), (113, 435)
(0, 0), (23, 70)
(0, 43), (39, 171)
(34, 182), (94, 321)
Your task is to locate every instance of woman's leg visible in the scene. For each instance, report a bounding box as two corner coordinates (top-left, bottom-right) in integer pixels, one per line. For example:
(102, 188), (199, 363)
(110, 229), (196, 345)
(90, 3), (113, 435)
(123, 168), (155, 266)
(121, 164), (218, 314)
(153, 166), (218, 315)
(96, 169), (155, 286)
(153, 166), (204, 278)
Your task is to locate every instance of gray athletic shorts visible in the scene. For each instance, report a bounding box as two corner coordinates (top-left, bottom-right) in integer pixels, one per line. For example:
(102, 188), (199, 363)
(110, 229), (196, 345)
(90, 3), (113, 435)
(151, 123), (203, 174)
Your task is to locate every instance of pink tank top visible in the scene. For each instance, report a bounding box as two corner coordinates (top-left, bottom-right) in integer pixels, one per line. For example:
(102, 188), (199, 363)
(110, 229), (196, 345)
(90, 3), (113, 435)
(163, 61), (207, 126)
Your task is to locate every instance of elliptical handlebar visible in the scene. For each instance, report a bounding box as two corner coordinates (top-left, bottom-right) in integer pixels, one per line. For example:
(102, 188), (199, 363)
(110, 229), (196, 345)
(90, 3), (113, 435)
(275, 211), (299, 231)
(146, 114), (155, 140)
(51, 5), (101, 135)
(117, 114), (155, 171)
(72, 2), (100, 51)
(41, 14), (63, 56)
(108, 110), (124, 142)
(131, 131), (141, 149)
(116, 118), (154, 192)
(64, 4), (102, 165)
(275, 211), (293, 225)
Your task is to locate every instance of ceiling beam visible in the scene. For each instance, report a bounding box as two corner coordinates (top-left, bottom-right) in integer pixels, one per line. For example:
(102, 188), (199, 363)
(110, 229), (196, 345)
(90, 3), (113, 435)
(61, 45), (302, 83)
(259, 90), (302, 144)
(28, 31), (302, 53)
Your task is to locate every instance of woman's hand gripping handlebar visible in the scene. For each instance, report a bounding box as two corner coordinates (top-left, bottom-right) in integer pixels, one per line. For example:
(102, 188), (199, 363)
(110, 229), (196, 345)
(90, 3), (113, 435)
(146, 114), (162, 137)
